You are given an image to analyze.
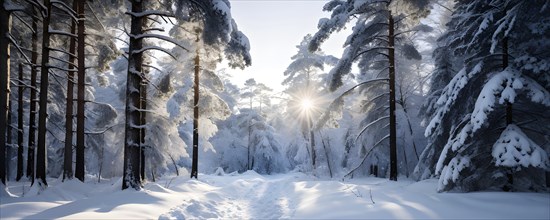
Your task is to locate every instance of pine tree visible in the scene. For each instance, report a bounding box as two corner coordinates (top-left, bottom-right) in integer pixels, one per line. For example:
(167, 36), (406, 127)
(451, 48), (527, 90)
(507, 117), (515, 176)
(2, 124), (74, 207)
(423, 0), (550, 192)
(36, 0), (53, 187)
(63, 0), (78, 181)
(166, 0), (251, 179)
(74, 0), (86, 182)
(0, 0), (11, 185)
(309, 0), (429, 180)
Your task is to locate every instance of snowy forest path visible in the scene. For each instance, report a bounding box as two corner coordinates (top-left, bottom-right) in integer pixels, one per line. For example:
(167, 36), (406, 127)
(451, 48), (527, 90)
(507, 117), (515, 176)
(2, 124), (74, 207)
(158, 171), (302, 219)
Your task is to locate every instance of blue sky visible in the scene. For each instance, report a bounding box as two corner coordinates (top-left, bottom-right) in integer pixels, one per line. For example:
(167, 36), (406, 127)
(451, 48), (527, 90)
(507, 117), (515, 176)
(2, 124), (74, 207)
(227, 0), (349, 93)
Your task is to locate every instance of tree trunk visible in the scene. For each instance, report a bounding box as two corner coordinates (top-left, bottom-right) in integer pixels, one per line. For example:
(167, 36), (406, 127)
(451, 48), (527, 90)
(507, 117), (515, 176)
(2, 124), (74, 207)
(63, 0), (78, 181)
(36, 0), (53, 187)
(247, 119), (251, 170)
(402, 143), (409, 177)
(247, 94), (252, 170)
(191, 51), (200, 179)
(503, 37), (511, 125)
(75, 0), (86, 182)
(0, 0), (12, 185)
(7, 97), (13, 181)
(309, 118), (316, 168)
(388, 10), (398, 181)
(139, 78), (146, 181)
(16, 63), (24, 181)
(122, 0), (144, 190)
(320, 132), (333, 178)
(27, 6), (39, 184)
(502, 37), (515, 191)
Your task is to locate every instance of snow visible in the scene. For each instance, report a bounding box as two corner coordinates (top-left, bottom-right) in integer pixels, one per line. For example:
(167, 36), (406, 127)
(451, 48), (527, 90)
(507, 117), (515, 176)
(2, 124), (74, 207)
(492, 124), (550, 169)
(2, 172), (548, 219)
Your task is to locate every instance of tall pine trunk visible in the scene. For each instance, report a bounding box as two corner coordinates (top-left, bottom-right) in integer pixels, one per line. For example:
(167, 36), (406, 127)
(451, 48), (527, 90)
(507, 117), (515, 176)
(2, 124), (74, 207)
(139, 77), (146, 181)
(0, 0), (12, 185)
(36, 0), (53, 187)
(16, 63), (24, 181)
(27, 6), (39, 183)
(191, 50), (200, 179)
(309, 118), (316, 168)
(7, 98), (12, 181)
(388, 10), (398, 181)
(75, 0), (86, 182)
(122, 0), (144, 190)
(63, 0), (78, 181)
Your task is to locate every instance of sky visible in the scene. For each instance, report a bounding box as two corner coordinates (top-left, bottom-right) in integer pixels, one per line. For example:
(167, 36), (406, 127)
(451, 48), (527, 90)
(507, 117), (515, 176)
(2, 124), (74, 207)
(226, 0), (350, 93)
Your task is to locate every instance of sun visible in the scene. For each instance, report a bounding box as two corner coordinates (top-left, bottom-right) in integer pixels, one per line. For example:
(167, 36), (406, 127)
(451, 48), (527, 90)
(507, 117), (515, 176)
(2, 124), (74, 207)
(300, 98), (313, 112)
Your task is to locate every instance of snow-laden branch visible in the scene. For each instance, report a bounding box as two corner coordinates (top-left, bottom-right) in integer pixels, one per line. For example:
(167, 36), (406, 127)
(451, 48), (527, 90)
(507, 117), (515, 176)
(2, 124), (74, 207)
(344, 134), (390, 178)
(51, 0), (77, 21)
(48, 47), (77, 58)
(355, 116), (390, 143)
(315, 78), (389, 130)
(131, 46), (176, 60)
(49, 28), (77, 38)
(49, 56), (75, 67)
(130, 33), (189, 52)
(7, 33), (32, 64)
(125, 10), (175, 18)
(47, 65), (77, 73)
(13, 13), (35, 33)
(353, 47), (391, 61)
(425, 61), (484, 137)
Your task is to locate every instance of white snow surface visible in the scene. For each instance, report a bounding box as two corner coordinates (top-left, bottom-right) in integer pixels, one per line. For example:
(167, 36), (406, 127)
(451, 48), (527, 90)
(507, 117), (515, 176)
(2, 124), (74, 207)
(1, 171), (549, 219)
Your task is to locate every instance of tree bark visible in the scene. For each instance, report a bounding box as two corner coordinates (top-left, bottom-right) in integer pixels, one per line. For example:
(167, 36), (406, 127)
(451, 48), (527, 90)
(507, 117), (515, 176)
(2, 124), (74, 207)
(503, 37), (511, 125)
(16, 63), (24, 181)
(27, 6), (39, 184)
(502, 37), (515, 191)
(309, 118), (316, 168)
(63, 0), (78, 181)
(36, 0), (53, 186)
(139, 77), (146, 181)
(0, 0), (12, 185)
(75, 0), (86, 182)
(7, 96), (13, 181)
(388, 10), (398, 181)
(191, 50), (200, 179)
(122, 0), (144, 190)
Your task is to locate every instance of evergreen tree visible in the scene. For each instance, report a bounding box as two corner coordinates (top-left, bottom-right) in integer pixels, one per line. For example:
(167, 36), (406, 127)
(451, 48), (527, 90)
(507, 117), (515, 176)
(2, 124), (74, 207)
(309, 0), (429, 180)
(423, 0), (550, 192)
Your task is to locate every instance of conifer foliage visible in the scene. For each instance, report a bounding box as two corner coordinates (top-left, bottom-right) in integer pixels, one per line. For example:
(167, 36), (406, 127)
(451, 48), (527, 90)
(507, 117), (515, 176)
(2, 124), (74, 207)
(421, 0), (550, 192)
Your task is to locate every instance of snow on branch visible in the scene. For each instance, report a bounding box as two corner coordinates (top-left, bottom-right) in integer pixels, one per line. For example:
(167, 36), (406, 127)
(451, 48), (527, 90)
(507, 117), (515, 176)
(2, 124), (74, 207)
(130, 33), (189, 52)
(125, 10), (175, 18)
(344, 134), (390, 178)
(353, 46), (391, 61)
(49, 28), (77, 38)
(48, 47), (77, 58)
(13, 13), (35, 33)
(492, 124), (549, 170)
(51, 0), (77, 21)
(7, 33), (32, 64)
(315, 78), (389, 129)
(425, 61), (484, 137)
(47, 65), (77, 73)
(471, 69), (550, 132)
(131, 46), (177, 60)
(437, 155), (471, 192)
(355, 116), (390, 143)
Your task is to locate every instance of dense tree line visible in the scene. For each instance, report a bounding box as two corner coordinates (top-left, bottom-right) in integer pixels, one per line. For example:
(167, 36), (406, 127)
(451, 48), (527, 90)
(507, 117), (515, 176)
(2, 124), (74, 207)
(1, 0), (548, 194)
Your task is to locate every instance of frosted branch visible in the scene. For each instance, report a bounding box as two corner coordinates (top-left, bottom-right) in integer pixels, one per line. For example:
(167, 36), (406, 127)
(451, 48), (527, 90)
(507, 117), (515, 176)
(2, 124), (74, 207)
(355, 116), (390, 143)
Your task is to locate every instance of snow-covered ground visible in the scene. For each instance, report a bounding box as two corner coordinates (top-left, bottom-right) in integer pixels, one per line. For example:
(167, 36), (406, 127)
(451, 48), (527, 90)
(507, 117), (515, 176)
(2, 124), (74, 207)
(1, 171), (549, 219)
